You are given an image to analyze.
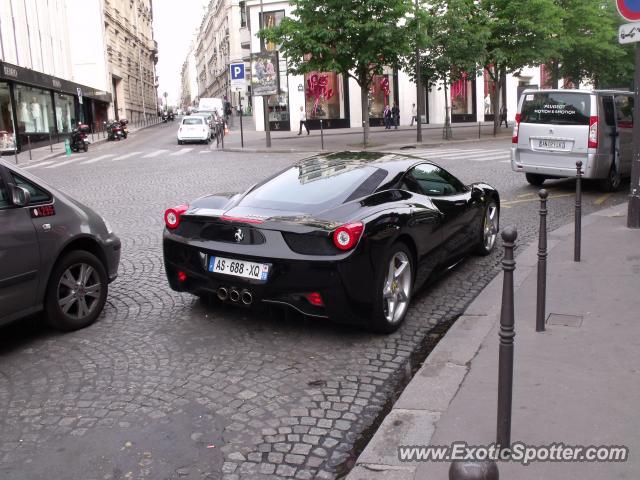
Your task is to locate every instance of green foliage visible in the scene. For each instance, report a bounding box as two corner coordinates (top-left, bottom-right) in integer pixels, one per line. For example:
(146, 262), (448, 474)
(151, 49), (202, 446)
(554, 0), (633, 89)
(258, 0), (416, 89)
(404, 0), (489, 89)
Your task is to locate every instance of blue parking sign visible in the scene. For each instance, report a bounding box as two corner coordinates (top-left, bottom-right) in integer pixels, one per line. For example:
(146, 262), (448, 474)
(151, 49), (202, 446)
(230, 63), (245, 81)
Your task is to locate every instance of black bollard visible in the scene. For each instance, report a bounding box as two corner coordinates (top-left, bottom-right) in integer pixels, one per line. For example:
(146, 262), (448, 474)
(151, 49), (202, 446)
(450, 460), (499, 480)
(320, 119), (324, 150)
(574, 160), (582, 262)
(536, 189), (548, 332)
(27, 135), (32, 161)
(497, 227), (517, 450)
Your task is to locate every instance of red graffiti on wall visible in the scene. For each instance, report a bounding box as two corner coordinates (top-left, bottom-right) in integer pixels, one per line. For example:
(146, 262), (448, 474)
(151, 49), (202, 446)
(307, 73), (334, 116)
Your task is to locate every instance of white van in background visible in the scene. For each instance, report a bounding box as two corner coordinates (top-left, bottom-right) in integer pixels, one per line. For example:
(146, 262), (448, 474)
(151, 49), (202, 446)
(511, 89), (633, 191)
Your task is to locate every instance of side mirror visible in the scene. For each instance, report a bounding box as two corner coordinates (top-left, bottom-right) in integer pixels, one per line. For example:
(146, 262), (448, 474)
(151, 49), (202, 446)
(10, 185), (31, 207)
(471, 186), (483, 201)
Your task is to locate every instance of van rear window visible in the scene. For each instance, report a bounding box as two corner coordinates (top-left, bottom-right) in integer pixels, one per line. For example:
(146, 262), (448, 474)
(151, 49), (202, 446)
(521, 92), (590, 125)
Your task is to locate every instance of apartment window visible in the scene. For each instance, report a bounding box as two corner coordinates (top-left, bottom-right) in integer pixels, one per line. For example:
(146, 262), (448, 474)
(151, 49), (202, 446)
(240, 1), (247, 27)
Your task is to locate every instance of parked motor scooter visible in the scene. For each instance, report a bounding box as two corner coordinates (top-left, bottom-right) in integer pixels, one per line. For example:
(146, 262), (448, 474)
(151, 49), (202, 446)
(107, 120), (123, 141)
(119, 118), (129, 138)
(162, 112), (168, 123)
(70, 124), (91, 152)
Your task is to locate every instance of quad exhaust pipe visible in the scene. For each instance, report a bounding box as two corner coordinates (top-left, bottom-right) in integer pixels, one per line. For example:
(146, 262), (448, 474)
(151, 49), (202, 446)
(217, 286), (229, 301)
(241, 289), (253, 305)
(217, 286), (253, 305)
(229, 288), (240, 302)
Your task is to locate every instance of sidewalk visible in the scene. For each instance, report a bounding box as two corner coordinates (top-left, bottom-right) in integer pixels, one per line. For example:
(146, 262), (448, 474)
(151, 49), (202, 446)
(221, 116), (511, 152)
(2, 120), (163, 166)
(347, 202), (640, 479)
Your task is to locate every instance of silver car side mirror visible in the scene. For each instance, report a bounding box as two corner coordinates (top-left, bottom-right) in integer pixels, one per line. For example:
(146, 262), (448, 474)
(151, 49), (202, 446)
(11, 185), (31, 207)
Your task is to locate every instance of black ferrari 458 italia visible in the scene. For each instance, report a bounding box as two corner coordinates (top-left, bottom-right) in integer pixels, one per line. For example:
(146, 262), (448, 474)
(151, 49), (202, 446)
(163, 151), (499, 333)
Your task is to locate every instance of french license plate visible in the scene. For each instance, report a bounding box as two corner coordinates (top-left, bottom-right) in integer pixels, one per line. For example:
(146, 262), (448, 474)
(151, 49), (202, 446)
(538, 139), (566, 150)
(208, 255), (269, 281)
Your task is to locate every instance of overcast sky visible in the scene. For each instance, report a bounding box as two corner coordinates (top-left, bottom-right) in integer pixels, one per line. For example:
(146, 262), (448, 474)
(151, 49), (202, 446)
(153, 0), (208, 106)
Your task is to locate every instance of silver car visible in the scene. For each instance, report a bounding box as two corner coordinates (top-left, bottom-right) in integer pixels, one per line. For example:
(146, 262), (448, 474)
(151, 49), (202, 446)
(0, 159), (121, 330)
(511, 89), (633, 191)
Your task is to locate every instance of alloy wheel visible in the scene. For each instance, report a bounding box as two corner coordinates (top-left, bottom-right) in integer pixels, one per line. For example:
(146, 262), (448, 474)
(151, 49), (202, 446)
(382, 251), (412, 324)
(484, 203), (499, 251)
(57, 263), (103, 320)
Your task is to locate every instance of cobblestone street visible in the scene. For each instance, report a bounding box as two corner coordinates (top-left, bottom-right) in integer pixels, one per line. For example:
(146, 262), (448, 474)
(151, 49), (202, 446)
(0, 124), (628, 479)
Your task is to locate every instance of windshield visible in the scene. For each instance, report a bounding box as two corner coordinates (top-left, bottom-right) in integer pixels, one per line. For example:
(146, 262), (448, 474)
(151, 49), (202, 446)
(239, 164), (386, 213)
(521, 92), (591, 125)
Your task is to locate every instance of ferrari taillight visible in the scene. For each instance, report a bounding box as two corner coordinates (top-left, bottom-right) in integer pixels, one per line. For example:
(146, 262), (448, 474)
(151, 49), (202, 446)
(333, 222), (364, 251)
(164, 204), (189, 229)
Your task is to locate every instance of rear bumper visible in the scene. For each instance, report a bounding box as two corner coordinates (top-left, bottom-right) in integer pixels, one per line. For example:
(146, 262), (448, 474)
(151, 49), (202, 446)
(162, 235), (375, 325)
(510, 147), (604, 179)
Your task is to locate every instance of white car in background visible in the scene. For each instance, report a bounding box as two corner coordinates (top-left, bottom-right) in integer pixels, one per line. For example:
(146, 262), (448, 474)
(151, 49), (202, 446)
(177, 116), (210, 145)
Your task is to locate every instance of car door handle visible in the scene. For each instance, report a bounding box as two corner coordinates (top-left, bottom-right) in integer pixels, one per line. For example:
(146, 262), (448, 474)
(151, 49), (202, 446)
(454, 201), (467, 206)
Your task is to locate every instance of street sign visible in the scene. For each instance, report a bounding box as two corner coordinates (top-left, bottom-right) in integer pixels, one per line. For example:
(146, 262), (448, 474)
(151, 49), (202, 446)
(619, 22), (640, 43)
(230, 63), (246, 91)
(617, 0), (640, 22)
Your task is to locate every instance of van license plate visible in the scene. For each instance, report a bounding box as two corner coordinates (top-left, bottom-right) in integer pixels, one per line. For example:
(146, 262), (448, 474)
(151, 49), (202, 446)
(538, 139), (566, 150)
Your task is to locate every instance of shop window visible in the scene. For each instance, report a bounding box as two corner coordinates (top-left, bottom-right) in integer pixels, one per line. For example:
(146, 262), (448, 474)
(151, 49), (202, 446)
(304, 72), (344, 120)
(55, 94), (76, 134)
(0, 82), (16, 152)
(14, 85), (54, 134)
(369, 71), (395, 119)
(451, 73), (474, 116)
(240, 1), (247, 27)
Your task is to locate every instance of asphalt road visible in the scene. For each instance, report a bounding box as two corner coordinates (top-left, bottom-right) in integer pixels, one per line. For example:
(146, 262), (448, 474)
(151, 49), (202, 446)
(0, 122), (628, 480)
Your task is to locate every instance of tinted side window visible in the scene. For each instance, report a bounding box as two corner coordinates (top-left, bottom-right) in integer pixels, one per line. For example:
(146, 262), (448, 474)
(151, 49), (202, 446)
(521, 92), (591, 125)
(403, 164), (466, 197)
(10, 173), (51, 204)
(615, 95), (634, 128)
(0, 179), (9, 208)
(602, 96), (615, 127)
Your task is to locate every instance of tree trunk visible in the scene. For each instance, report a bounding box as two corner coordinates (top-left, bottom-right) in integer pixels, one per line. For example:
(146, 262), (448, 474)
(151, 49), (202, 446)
(360, 81), (370, 146)
(443, 81), (452, 140)
(551, 61), (560, 89)
(491, 68), (501, 135)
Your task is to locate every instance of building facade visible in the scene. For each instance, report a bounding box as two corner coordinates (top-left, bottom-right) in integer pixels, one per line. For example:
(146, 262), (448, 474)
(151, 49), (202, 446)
(194, 0), (250, 106)
(244, 0), (577, 133)
(180, 40), (199, 111)
(0, 0), (112, 152)
(103, 0), (159, 123)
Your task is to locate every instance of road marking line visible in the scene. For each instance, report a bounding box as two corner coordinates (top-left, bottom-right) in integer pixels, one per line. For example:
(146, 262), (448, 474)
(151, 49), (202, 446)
(500, 160), (511, 163)
(143, 149), (168, 158)
(517, 193), (535, 198)
(45, 158), (78, 168)
(112, 151), (143, 161)
(199, 150), (214, 154)
(170, 148), (193, 156)
(501, 193), (575, 207)
(594, 193), (613, 205)
(79, 154), (115, 165)
(423, 149), (506, 158)
(23, 160), (54, 169)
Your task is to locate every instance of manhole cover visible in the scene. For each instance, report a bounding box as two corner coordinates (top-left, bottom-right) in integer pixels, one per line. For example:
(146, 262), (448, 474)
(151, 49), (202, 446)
(547, 313), (583, 327)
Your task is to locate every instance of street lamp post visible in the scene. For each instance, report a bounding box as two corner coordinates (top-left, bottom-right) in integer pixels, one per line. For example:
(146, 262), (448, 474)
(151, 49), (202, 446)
(415, 0), (423, 143)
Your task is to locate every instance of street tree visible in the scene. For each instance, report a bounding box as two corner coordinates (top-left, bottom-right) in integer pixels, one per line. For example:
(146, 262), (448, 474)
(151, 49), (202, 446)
(402, 0), (489, 137)
(549, 0), (633, 89)
(480, 0), (563, 134)
(258, 0), (417, 144)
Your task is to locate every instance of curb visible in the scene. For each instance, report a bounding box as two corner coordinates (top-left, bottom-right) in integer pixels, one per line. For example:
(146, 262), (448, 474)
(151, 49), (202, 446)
(221, 133), (512, 154)
(345, 202), (628, 479)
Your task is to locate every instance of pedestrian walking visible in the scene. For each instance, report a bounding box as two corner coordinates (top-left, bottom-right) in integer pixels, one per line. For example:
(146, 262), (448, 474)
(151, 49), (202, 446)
(500, 104), (509, 128)
(410, 103), (417, 126)
(383, 105), (392, 129)
(298, 106), (310, 135)
(392, 103), (400, 129)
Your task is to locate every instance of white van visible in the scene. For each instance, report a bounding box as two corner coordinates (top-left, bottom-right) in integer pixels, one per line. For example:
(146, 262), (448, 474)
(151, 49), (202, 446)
(511, 89), (633, 191)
